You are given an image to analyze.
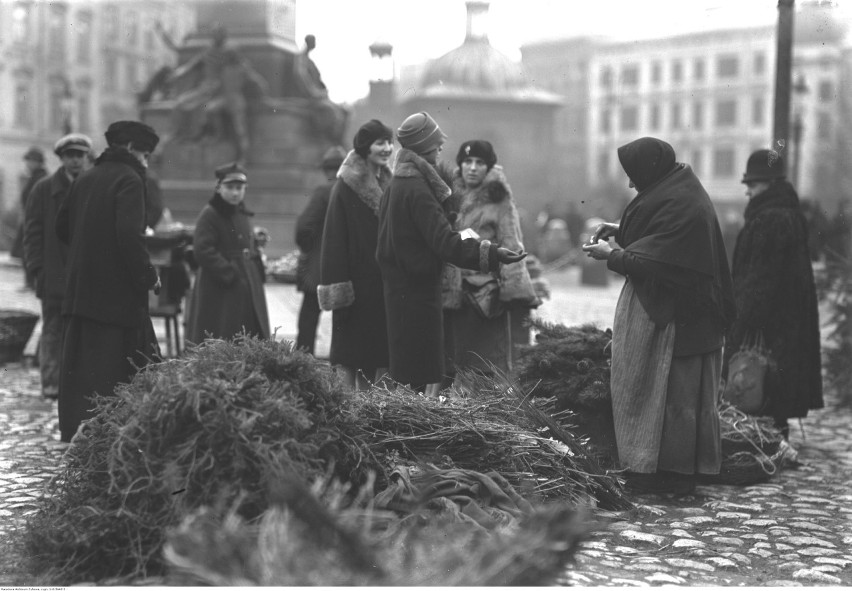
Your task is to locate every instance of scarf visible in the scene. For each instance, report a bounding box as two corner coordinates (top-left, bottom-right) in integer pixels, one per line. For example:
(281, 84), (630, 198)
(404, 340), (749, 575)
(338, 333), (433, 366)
(337, 149), (392, 215)
(209, 193), (254, 218)
(392, 148), (451, 203)
(617, 137), (677, 192)
(743, 180), (800, 223)
(95, 146), (148, 179)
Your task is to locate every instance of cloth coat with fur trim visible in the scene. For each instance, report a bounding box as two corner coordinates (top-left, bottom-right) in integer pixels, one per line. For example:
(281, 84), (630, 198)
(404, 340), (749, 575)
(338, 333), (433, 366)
(376, 148), (501, 386)
(444, 165), (540, 373)
(725, 180), (823, 421)
(317, 150), (392, 370)
(186, 194), (270, 343)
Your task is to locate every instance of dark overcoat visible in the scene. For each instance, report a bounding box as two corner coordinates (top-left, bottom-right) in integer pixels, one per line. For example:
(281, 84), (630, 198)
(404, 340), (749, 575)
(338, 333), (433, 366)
(55, 147), (160, 442)
(295, 180), (333, 294)
(376, 148), (499, 386)
(725, 180), (823, 420)
(24, 168), (72, 302)
(186, 194), (270, 344)
(317, 151), (391, 370)
(11, 166), (48, 260)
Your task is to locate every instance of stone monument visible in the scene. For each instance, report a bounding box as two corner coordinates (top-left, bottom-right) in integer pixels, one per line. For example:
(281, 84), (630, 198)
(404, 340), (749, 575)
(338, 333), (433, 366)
(140, 0), (349, 257)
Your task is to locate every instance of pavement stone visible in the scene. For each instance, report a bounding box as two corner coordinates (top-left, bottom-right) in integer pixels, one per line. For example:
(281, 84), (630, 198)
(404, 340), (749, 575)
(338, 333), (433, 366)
(2, 253), (852, 585)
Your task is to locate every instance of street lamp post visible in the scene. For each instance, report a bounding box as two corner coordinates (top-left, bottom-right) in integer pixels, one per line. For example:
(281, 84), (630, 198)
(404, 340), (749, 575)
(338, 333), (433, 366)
(791, 74), (809, 189)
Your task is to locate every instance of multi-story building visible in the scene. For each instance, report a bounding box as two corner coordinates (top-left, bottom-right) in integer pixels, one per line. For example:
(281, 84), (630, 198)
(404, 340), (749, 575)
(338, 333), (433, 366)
(522, 2), (852, 219)
(0, 1), (195, 213)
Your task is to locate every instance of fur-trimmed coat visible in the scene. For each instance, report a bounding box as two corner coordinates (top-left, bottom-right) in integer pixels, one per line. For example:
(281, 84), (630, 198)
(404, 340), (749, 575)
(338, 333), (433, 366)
(317, 150), (391, 369)
(376, 148), (501, 386)
(186, 194), (270, 343)
(725, 180), (823, 420)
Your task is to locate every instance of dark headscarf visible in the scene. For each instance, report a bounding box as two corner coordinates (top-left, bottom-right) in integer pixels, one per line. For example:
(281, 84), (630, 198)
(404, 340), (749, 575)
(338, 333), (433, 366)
(617, 137), (677, 192)
(616, 137), (735, 329)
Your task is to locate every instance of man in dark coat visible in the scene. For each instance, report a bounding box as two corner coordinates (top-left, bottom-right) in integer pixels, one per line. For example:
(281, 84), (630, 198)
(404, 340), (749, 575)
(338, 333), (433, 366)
(376, 112), (526, 393)
(24, 133), (92, 400)
(55, 120), (162, 443)
(294, 145), (346, 355)
(186, 162), (270, 344)
(12, 147), (49, 289)
(725, 149), (823, 438)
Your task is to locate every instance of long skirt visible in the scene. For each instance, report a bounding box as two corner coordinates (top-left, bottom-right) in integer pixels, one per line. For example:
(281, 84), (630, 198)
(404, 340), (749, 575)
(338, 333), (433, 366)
(59, 315), (160, 442)
(610, 281), (722, 474)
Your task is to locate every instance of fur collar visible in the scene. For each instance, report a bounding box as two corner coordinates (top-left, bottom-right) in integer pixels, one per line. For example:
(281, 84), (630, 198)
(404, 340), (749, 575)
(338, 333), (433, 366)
(451, 165), (512, 216)
(209, 193), (254, 218)
(393, 148), (451, 203)
(95, 146), (147, 179)
(744, 180), (800, 223)
(338, 150), (392, 215)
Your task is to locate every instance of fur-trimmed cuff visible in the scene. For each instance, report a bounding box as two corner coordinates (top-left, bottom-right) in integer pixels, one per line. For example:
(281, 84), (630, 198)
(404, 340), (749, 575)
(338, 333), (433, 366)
(479, 240), (492, 273)
(317, 281), (355, 311)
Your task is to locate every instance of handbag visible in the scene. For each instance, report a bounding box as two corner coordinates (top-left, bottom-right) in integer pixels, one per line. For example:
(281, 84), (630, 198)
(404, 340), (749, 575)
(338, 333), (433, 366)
(463, 277), (504, 320)
(723, 332), (772, 414)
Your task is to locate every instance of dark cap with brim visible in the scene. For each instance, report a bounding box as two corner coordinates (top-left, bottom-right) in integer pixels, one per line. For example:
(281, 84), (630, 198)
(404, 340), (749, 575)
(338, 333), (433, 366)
(215, 162), (248, 184)
(104, 120), (159, 152)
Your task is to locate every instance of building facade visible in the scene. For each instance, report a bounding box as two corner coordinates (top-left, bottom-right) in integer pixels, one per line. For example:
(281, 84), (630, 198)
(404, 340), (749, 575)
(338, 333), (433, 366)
(0, 1), (195, 213)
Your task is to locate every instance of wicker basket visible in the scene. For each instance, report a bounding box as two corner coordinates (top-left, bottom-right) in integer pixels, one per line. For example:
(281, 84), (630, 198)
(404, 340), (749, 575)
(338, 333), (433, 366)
(0, 309), (39, 364)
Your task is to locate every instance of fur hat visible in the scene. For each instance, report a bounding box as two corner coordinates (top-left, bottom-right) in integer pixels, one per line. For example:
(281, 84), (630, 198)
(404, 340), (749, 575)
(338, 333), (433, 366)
(396, 112), (447, 155)
(456, 140), (497, 170)
(54, 133), (93, 156)
(742, 149), (786, 183)
(23, 146), (45, 163)
(353, 119), (393, 158)
(321, 145), (347, 170)
(215, 162), (248, 184)
(104, 120), (159, 152)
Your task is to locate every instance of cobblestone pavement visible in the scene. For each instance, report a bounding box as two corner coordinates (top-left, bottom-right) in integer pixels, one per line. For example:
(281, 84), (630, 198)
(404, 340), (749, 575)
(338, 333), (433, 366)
(1, 254), (851, 586)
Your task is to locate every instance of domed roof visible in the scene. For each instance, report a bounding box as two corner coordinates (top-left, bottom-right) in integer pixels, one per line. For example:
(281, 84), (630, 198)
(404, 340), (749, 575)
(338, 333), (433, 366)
(420, 37), (525, 94)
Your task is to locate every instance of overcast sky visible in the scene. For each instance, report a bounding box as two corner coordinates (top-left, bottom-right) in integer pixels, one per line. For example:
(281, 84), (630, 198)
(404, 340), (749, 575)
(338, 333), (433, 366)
(293, 0), (830, 104)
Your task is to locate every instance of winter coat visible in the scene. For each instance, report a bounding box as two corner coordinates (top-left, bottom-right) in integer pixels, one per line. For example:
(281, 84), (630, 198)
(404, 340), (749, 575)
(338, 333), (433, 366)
(317, 151), (391, 369)
(186, 194), (270, 343)
(10, 166), (48, 260)
(295, 180), (333, 294)
(24, 168), (73, 302)
(56, 147), (158, 329)
(725, 180), (823, 420)
(443, 166), (540, 373)
(376, 148), (501, 385)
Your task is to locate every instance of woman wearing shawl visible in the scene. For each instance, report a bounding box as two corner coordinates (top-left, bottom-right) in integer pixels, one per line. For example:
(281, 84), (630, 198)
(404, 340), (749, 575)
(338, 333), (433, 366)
(583, 137), (735, 494)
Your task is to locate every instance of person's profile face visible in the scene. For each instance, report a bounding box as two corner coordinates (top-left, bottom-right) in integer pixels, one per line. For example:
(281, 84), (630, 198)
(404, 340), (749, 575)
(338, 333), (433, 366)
(127, 145), (151, 168)
(744, 180), (771, 200)
(422, 143), (444, 166)
(367, 138), (393, 169)
(461, 156), (488, 188)
(217, 181), (246, 205)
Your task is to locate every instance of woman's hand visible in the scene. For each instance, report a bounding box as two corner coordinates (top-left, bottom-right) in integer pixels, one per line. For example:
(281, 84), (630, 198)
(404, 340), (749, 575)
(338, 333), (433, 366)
(496, 247), (527, 264)
(582, 239), (613, 261)
(591, 222), (619, 243)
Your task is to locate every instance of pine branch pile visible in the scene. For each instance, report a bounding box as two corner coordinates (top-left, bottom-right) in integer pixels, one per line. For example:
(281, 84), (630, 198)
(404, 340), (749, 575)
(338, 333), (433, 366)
(515, 319), (613, 412)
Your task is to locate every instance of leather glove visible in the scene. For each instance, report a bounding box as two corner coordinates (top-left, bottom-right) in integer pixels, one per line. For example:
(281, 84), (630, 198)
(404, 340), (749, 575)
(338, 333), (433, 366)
(496, 247), (527, 265)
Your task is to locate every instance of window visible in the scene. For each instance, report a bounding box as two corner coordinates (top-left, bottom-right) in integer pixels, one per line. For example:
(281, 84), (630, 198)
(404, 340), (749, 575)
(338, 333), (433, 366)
(600, 66), (613, 89)
(622, 65), (639, 87)
(691, 150), (702, 175)
(819, 80), (834, 102)
(621, 105), (639, 131)
(105, 6), (119, 39)
(104, 55), (119, 92)
(600, 108), (611, 134)
(651, 61), (662, 84)
(754, 52), (766, 75)
(598, 152), (610, 177)
(145, 25), (155, 51)
(12, 3), (29, 44)
(671, 60), (683, 83)
(127, 11), (138, 46)
(717, 55), (739, 78)
(692, 102), (703, 130)
(694, 58), (705, 81)
(715, 99), (737, 126)
(752, 97), (765, 126)
(671, 103), (682, 129)
(49, 82), (66, 131)
(78, 91), (91, 132)
(14, 83), (32, 128)
(650, 104), (661, 130)
(127, 60), (138, 90)
(713, 147), (736, 177)
(77, 12), (92, 64)
(48, 7), (66, 59)
(818, 113), (832, 139)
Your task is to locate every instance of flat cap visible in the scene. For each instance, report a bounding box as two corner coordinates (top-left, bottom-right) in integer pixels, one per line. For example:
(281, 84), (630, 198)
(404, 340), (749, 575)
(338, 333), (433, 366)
(104, 120), (159, 152)
(23, 146), (45, 162)
(215, 162), (248, 184)
(54, 133), (93, 156)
